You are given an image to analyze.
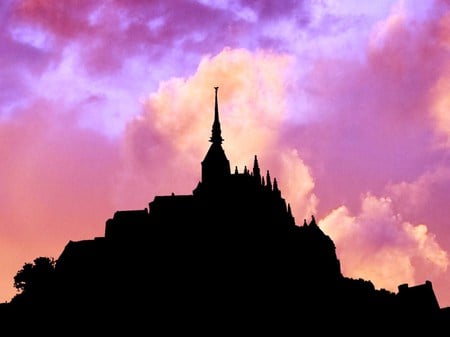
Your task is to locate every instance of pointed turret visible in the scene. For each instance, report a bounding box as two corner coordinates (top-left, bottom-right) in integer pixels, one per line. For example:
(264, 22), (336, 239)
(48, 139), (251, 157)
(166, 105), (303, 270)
(273, 178), (281, 197)
(266, 170), (272, 191)
(252, 155), (261, 184)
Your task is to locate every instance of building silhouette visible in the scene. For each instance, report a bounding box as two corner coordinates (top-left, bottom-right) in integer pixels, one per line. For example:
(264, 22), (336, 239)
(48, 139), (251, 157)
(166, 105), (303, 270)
(1, 87), (449, 333)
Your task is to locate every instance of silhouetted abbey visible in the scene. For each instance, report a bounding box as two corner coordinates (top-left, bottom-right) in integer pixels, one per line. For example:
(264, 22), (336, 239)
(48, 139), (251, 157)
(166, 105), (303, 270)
(2, 88), (449, 333)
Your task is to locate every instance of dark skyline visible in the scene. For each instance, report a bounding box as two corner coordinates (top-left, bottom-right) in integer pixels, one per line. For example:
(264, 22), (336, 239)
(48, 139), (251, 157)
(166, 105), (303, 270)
(2, 89), (448, 333)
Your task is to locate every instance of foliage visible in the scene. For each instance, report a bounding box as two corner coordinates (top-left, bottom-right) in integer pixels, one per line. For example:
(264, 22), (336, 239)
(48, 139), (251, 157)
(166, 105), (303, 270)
(13, 257), (55, 294)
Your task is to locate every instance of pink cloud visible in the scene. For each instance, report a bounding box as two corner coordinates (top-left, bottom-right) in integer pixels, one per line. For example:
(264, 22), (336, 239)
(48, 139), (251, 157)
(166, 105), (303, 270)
(319, 193), (448, 294)
(119, 46), (319, 236)
(147, 48), (292, 163)
(282, 1), (450, 216)
(386, 167), (450, 226)
(278, 1), (450, 306)
(275, 149), (318, 221)
(9, 0), (316, 77)
(10, 1), (225, 74)
(122, 45), (320, 227)
(13, 0), (97, 39)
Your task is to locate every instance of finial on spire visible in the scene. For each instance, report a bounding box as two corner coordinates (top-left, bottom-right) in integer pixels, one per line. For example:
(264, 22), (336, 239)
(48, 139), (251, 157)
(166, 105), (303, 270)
(210, 86), (223, 144)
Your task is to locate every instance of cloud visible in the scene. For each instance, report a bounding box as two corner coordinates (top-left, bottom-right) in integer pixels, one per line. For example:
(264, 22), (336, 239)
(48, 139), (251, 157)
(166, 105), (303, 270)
(151, 48), (291, 160)
(122, 47), (294, 197)
(269, 148), (318, 222)
(430, 64), (450, 147)
(386, 167), (450, 220)
(275, 1), (450, 307)
(9, 0), (316, 77)
(121, 46), (320, 222)
(320, 193), (448, 292)
(281, 0), (450, 219)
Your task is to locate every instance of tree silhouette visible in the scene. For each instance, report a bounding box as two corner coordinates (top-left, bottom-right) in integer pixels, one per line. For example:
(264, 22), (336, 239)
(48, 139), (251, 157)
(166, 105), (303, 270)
(13, 257), (55, 297)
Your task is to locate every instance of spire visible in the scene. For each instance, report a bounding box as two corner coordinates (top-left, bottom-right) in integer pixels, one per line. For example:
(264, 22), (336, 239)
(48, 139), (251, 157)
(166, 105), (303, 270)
(210, 86), (223, 144)
(200, 86), (231, 187)
(253, 155), (261, 183)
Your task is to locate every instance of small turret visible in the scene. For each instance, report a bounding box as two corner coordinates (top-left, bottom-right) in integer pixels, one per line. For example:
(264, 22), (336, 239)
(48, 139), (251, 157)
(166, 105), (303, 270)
(273, 178), (278, 191)
(266, 170), (272, 191)
(253, 155), (261, 183)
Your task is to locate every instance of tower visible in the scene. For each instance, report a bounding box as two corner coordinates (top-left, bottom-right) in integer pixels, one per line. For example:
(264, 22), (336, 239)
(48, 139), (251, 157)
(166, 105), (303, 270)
(201, 87), (231, 186)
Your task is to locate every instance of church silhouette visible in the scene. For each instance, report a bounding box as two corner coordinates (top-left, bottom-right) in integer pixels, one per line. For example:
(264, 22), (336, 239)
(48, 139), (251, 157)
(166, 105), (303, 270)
(1, 87), (449, 333)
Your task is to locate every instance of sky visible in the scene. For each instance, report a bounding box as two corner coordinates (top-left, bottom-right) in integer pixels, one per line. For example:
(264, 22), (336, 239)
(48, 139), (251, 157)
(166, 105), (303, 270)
(1, 0), (450, 308)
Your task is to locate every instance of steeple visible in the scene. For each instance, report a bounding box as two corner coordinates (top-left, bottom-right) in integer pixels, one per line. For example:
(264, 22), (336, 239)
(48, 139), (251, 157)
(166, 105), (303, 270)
(210, 86), (223, 144)
(200, 86), (231, 187)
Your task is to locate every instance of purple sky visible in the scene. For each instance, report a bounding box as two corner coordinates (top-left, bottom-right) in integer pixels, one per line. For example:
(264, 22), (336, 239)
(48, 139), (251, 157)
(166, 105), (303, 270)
(1, 0), (450, 307)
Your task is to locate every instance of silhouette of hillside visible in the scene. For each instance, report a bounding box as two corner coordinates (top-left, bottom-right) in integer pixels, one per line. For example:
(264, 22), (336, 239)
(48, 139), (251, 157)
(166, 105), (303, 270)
(1, 87), (449, 333)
